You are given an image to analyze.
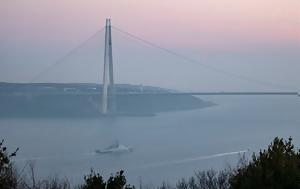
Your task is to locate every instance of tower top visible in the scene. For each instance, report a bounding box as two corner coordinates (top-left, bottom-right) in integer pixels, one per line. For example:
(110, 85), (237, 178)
(106, 18), (111, 27)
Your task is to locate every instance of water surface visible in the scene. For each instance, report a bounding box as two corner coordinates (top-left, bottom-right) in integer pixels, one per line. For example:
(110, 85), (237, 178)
(0, 95), (299, 186)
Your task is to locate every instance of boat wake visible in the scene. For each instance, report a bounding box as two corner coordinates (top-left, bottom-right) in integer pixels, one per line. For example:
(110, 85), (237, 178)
(137, 150), (249, 169)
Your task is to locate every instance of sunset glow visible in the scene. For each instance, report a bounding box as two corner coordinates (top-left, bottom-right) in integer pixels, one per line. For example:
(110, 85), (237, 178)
(1, 0), (299, 49)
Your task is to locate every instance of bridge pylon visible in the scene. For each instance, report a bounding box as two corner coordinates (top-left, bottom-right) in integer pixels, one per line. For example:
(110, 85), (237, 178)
(102, 19), (115, 114)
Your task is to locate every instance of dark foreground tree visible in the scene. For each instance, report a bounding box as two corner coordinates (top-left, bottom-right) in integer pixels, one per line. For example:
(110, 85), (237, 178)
(173, 169), (231, 189)
(0, 140), (18, 189)
(81, 169), (106, 189)
(230, 137), (300, 189)
(80, 169), (134, 189)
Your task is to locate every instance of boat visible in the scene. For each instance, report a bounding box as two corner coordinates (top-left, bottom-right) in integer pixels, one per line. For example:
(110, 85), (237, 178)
(95, 141), (133, 154)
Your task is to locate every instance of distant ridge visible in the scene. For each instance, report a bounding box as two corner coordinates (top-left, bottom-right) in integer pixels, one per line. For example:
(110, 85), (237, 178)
(0, 82), (214, 117)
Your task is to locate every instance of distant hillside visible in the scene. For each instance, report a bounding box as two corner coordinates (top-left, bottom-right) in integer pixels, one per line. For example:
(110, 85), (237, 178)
(0, 83), (215, 117)
(0, 82), (171, 94)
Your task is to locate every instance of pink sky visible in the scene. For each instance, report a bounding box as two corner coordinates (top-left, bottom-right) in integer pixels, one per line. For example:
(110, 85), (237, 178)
(0, 0), (300, 89)
(1, 0), (299, 50)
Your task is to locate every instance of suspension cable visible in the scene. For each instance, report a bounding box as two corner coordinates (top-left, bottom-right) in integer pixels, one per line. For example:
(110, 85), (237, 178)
(112, 26), (294, 91)
(29, 27), (105, 83)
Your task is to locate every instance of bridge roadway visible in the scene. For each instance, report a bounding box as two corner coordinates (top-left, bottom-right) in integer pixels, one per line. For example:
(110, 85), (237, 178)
(107, 92), (300, 96)
(6, 91), (300, 96)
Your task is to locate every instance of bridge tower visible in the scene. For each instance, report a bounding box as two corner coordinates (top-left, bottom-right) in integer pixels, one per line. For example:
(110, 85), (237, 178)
(102, 19), (115, 114)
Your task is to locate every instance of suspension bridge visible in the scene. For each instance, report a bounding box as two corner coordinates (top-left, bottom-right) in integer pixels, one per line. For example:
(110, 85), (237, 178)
(10, 18), (298, 115)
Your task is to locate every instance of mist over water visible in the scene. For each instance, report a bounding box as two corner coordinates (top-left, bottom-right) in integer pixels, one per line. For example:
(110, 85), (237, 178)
(1, 95), (299, 185)
(1, 1), (300, 188)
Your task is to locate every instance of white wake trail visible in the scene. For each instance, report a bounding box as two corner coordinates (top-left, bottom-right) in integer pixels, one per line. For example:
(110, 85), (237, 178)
(138, 150), (249, 169)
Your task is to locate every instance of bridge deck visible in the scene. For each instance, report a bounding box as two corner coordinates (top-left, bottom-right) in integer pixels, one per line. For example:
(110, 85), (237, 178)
(3, 92), (299, 96)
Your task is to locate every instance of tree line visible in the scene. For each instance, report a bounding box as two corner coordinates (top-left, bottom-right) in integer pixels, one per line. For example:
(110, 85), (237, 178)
(1, 137), (300, 189)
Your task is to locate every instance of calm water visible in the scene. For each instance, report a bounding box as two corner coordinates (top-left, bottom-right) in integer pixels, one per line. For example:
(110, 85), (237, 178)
(1, 96), (300, 186)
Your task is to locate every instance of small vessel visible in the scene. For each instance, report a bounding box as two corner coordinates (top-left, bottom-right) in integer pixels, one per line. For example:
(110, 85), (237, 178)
(95, 141), (133, 154)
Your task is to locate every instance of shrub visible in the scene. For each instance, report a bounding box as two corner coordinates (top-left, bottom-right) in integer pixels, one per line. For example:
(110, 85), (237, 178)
(0, 140), (18, 189)
(230, 137), (300, 189)
(80, 170), (134, 189)
(81, 169), (106, 189)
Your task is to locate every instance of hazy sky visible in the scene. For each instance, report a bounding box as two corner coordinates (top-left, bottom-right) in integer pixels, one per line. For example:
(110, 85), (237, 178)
(0, 0), (299, 91)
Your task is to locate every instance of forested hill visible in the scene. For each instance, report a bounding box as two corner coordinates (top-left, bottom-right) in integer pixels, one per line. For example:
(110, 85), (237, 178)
(0, 82), (170, 94)
(0, 82), (214, 117)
